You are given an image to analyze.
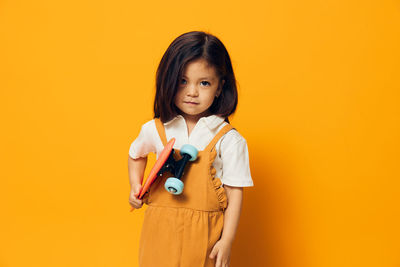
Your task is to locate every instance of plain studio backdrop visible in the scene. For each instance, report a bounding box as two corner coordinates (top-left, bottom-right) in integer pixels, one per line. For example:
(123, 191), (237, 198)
(0, 0), (399, 266)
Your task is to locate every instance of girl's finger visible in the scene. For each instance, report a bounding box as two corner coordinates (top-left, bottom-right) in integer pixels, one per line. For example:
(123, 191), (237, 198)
(215, 253), (222, 267)
(209, 247), (217, 259)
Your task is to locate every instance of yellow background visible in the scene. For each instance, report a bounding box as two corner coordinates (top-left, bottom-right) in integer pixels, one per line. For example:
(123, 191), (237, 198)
(1, 0), (399, 266)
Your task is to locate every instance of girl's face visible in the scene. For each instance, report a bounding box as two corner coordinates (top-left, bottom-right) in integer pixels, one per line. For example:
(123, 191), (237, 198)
(174, 58), (224, 122)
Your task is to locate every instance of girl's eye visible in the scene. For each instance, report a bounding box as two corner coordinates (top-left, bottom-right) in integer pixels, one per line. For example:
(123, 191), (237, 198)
(180, 79), (210, 86)
(201, 81), (210, 86)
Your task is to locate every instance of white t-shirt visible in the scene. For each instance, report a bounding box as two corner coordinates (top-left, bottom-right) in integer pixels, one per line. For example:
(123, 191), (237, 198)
(128, 114), (254, 187)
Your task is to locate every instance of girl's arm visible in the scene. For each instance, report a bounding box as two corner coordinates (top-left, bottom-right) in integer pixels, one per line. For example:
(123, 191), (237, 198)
(221, 185), (243, 244)
(209, 185), (243, 265)
(128, 156), (147, 209)
(128, 156), (147, 187)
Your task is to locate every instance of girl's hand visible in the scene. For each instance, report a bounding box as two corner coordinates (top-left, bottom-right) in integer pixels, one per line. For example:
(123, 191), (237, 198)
(129, 184), (143, 210)
(209, 239), (232, 267)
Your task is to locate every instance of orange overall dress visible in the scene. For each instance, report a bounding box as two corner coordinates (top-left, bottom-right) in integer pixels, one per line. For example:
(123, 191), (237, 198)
(139, 118), (233, 267)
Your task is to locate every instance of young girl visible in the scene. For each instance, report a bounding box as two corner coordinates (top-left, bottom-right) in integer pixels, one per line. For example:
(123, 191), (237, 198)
(128, 31), (254, 267)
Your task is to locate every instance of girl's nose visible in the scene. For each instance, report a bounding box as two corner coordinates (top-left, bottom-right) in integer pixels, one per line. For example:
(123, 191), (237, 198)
(186, 84), (199, 97)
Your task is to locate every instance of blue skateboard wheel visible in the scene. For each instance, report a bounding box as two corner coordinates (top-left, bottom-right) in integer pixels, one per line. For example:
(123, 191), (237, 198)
(180, 144), (198, 161)
(164, 177), (184, 195)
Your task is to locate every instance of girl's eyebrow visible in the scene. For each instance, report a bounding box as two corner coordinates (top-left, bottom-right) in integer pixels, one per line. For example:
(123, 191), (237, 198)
(182, 75), (214, 80)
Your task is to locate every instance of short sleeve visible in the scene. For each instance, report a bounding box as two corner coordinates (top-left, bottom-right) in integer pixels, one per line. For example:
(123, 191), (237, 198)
(219, 133), (254, 187)
(128, 120), (157, 159)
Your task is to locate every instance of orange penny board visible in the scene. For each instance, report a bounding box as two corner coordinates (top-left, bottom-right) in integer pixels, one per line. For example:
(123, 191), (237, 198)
(137, 138), (175, 200)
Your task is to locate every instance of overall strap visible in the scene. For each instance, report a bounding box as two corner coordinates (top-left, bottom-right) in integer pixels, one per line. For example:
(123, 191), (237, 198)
(204, 123), (234, 152)
(154, 118), (167, 146)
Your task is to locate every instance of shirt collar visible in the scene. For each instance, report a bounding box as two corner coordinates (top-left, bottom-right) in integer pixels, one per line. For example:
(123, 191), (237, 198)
(201, 114), (226, 131)
(164, 114), (184, 126)
(164, 114), (226, 131)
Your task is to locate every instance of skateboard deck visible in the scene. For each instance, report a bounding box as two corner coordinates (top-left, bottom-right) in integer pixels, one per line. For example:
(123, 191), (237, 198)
(130, 138), (175, 211)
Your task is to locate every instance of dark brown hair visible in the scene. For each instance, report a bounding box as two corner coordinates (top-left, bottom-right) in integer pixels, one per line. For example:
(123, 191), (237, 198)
(153, 31), (238, 123)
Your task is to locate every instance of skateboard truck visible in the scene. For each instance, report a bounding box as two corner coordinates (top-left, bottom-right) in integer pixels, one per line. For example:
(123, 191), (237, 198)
(159, 144), (198, 195)
(130, 140), (198, 212)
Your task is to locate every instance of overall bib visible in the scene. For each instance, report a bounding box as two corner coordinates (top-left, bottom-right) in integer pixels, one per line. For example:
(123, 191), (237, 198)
(139, 118), (233, 267)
